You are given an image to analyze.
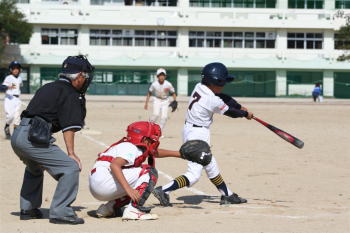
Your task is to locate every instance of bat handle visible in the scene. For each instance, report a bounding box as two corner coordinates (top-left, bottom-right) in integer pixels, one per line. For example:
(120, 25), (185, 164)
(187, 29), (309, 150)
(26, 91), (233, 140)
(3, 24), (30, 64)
(252, 116), (268, 127)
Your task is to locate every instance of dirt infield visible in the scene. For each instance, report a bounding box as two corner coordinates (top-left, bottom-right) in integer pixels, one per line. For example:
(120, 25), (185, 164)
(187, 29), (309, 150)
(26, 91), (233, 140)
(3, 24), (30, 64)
(1, 97), (349, 233)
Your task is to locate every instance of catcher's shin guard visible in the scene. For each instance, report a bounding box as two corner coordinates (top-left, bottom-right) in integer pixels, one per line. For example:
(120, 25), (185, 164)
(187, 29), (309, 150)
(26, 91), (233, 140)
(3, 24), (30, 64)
(132, 165), (158, 212)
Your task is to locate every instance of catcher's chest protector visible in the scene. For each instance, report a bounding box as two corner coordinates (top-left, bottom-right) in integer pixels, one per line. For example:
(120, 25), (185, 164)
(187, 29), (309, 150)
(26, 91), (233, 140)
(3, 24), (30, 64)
(98, 137), (155, 168)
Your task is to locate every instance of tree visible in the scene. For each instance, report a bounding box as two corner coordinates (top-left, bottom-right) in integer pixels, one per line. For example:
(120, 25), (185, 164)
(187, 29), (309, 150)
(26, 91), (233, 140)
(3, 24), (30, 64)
(336, 24), (350, 61)
(334, 10), (350, 61)
(0, 0), (32, 62)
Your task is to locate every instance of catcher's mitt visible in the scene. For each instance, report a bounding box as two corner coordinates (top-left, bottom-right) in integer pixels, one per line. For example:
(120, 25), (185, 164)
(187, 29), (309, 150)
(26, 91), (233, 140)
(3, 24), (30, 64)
(169, 100), (178, 112)
(179, 140), (212, 166)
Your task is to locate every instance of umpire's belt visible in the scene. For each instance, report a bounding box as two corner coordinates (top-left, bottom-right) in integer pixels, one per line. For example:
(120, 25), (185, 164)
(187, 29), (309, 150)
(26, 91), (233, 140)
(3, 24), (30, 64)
(185, 121), (203, 128)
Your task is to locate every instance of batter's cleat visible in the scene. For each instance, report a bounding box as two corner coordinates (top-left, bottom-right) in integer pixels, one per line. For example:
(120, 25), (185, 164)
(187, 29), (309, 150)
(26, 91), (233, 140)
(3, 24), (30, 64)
(20, 208), (43, 220)
(220, 193), (247, 205)
(152, 186), (172, 207)
(122, 205), (158, 221)
(4, 125), (11, 139)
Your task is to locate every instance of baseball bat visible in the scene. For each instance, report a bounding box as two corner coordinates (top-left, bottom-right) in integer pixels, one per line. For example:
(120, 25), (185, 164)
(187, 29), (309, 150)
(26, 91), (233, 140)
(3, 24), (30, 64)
(253, 116), (304, 149)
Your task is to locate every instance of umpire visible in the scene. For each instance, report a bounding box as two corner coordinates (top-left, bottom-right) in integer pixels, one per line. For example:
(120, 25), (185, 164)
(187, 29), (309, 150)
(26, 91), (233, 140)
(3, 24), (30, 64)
(11, 55), (94, 225)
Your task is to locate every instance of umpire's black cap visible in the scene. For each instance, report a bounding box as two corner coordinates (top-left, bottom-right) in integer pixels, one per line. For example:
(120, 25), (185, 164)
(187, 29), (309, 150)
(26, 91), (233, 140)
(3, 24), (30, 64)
(62, 55), (94, 74)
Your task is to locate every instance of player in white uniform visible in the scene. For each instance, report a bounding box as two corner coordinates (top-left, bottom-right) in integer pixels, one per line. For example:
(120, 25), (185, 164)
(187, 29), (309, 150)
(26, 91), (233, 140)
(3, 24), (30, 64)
(144, 68), (176, 131)
(1, 61), (23, 139)
(89, 121), (183, 220)
(153, 62), (254, 206)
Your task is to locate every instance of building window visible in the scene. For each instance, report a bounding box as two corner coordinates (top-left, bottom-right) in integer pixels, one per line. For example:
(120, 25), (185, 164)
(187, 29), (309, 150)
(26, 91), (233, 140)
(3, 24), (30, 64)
(190, 0), (276, 8)
(111, 30), (133, 46)
(41, 28), (78, 45)
(60, 29), (78, 45)
(287, 33), (323, 49)
(90, 29), (111, 46)
(335, 0), (350, 8)
(288, 0), (323, 9)
(90, 29), (177, 47)
(42, 0), (78, 3)
(91, 0), (177, 6)
(335, 34), (350, 50)
(190, 31), (276, 48)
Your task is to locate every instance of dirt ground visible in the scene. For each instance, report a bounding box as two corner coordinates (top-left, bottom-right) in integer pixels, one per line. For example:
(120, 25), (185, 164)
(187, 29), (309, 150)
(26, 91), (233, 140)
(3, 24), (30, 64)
(0, 96), (349, 233)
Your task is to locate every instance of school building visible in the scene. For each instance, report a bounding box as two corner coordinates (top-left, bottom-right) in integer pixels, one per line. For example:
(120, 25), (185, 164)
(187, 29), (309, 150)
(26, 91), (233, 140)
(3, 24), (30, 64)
(1, 0), (350, 98)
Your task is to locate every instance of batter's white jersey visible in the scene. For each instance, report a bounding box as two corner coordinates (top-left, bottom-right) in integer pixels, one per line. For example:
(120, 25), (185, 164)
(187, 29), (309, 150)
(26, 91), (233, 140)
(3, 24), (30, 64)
(185, 83), (229, 128)
(2, 74), (22, 96)
(149, 80), (175, 100)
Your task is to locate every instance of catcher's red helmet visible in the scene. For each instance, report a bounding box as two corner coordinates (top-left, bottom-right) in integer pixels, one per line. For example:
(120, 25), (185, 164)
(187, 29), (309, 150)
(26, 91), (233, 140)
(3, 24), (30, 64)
(126, 121), (161, 145)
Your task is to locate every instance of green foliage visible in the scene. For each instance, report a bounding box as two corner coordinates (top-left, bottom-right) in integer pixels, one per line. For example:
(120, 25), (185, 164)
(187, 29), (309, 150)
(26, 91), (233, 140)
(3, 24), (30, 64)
(0, 0), (32, 54)
(336, 22), (350, 61)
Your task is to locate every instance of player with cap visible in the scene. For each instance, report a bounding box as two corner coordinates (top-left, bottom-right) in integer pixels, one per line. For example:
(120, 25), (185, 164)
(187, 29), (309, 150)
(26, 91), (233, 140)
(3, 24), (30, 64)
(144, 68), (177, 134)
(0, 61), (23, 139)
(11, 55), (94, 225)
(153, 62), (254, 207)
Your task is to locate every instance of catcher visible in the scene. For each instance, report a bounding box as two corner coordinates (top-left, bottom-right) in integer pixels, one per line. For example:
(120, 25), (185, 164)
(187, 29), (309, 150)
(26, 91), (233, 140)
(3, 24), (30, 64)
(89, 121), (211, 220)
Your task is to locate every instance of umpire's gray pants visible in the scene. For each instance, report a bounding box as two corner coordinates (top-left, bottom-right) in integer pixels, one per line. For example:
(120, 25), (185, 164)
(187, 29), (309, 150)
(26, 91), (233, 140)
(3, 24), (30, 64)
(11, 118), (80, 218)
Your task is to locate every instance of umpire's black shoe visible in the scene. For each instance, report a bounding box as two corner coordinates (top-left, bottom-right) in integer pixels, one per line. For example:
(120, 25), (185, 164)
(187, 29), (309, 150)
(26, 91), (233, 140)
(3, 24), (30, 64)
(220, 193), (247, 205)
(49, 215), (84, 225)
(20, 208), (43, 220)
(152, 186), (173, 207)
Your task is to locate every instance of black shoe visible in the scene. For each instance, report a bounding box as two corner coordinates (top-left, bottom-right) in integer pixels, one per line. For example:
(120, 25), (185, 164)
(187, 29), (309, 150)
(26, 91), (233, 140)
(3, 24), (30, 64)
(49, 215), (84, 225)
(152, 186), (172, 207)
(20, 208), (43, 220)
(220, 193), (247, 205)
(4, 125), (11, 139)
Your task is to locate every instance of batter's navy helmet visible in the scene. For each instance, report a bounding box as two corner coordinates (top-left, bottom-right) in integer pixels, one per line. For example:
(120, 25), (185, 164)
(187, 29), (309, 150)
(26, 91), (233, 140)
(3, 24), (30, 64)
(9, 61), (21, 70)
(201, 62), (234, 87)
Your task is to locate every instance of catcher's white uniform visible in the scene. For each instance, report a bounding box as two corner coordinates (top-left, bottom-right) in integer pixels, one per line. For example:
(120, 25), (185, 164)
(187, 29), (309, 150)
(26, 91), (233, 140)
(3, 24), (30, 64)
(89, 142), (149, 201)
(148, 80), (175, 129)
(183, 83), (229, 185)
(2, 74), (22, 126)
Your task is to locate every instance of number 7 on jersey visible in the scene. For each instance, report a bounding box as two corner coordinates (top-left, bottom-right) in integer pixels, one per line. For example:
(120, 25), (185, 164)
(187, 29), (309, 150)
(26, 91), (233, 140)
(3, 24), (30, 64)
(188, 92), (201, 110)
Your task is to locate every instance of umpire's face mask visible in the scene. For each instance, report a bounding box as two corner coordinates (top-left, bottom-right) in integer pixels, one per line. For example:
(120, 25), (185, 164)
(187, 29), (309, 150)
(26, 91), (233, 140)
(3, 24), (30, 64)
(79, 72), (93, 94)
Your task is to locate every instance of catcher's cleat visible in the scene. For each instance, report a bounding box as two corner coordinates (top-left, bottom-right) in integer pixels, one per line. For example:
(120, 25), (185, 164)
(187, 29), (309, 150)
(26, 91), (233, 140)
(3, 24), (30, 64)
(96, 201), (116, 218)
(20, 208), (43, 220)
(96, 200), (125, 218)
(4, 125), (11, 139)
(152, 186), (172, 207)
(122, 205), (158, 221)
(220, 193), (247, 205)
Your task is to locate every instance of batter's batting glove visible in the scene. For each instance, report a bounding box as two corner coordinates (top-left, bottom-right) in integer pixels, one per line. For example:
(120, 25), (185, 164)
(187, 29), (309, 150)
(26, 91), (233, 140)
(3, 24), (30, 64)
(179, 140), (212, 166)
(169, 100), (178, 112)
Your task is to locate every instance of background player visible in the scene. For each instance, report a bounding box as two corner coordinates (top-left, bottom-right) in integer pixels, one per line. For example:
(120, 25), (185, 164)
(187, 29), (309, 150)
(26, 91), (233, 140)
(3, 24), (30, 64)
(0, 61), (23, 139)
(89, 121), (183, 220)
(312, 83), (323, 102)
(144, 68), (177, 133)
(153, 62), (254, 207)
